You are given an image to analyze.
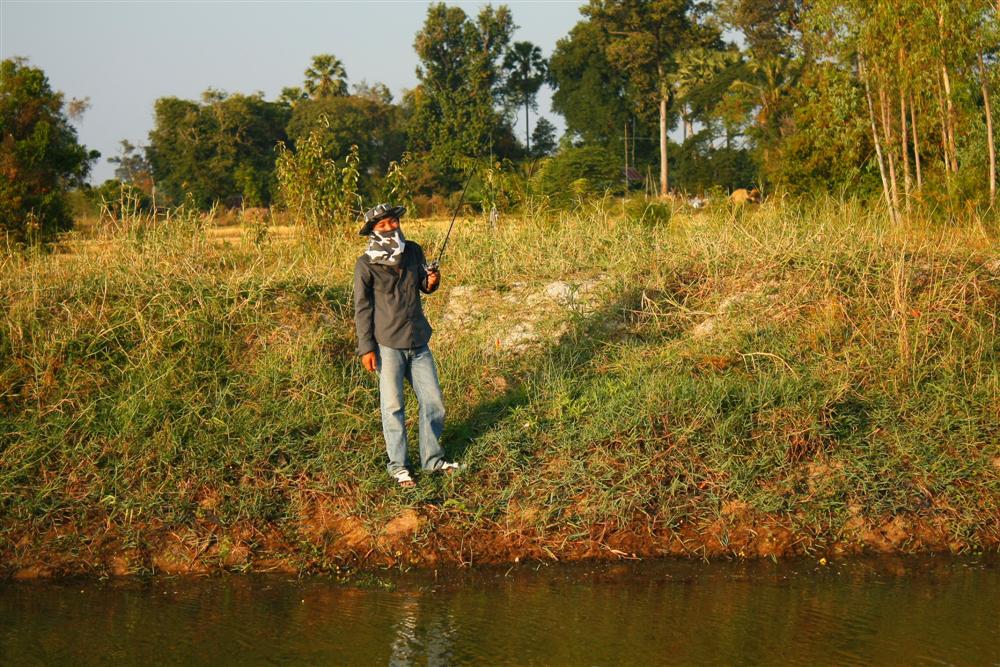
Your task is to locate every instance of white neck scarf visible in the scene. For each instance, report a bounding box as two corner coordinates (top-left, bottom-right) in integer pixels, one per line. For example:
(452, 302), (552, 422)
(364, 229), (406, 266)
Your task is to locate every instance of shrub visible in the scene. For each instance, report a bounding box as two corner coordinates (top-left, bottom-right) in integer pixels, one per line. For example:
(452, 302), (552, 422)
(532, 145), (623, 203)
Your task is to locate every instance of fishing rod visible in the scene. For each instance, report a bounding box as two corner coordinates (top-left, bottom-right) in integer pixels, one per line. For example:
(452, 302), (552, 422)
(424, 167), (475, 273)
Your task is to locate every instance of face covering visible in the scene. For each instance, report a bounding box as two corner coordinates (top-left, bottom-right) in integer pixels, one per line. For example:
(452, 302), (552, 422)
(365, 228), (406, 266)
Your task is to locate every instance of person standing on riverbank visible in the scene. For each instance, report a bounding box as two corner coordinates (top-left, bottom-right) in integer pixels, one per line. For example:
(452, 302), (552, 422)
(353, 203), (462, 488)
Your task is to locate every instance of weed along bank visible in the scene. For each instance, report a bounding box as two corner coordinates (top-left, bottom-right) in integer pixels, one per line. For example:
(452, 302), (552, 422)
(2, 198), (998, 579)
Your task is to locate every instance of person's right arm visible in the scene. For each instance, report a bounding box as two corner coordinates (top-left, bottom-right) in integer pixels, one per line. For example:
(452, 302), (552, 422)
(353, 259), (377, 371)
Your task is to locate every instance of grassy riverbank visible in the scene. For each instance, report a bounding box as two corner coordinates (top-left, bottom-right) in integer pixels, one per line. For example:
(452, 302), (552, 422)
(2, 198), (998, 577)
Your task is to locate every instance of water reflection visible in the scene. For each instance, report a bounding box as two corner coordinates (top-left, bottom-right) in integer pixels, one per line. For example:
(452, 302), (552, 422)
(1, 556), (997, 666)
(389, 593), (458, 666)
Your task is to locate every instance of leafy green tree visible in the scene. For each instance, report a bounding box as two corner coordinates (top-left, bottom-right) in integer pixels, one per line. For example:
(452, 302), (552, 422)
(279, 86), (308, 108)
(0, 58), (98, 241)
(672, 129), (756, 192)
(530, 117), (558, 157)
(583, 0), (717, 196)
(672, 47), (738, 142)
(763, 61), (869, 192)
(502, 41), (548, 152)
(549, 19), (632, 146)
(718, 0), (803, 60)
(352, 80), (394, 105)
(304, 54), (349, 99)
(275, 130), (360, 228)
(409, 3), (517, 189)
(286, 94), (405, 185)
(108, 140), (154, 195)
(147, 91), (289, 207)
(800, 0), (998, 217)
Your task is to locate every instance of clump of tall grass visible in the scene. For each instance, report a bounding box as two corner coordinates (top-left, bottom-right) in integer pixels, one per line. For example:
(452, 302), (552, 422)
(1, 193), (997, 573)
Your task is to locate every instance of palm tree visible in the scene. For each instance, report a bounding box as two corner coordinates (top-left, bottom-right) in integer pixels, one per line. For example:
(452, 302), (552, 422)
(502, 41), (547, 153)
(304, 54), (349, 100)
(671, 47), (735, 141)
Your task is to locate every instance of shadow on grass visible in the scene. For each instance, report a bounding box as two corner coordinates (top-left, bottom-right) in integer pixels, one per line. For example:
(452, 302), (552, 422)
(441, 285), (658, 463)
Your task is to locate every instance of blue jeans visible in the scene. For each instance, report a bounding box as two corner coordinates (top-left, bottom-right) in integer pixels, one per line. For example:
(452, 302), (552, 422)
(376, 344), (446, 474)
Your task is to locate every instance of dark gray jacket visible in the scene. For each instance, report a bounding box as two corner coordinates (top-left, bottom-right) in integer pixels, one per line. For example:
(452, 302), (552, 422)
(353, 242), (439, 356)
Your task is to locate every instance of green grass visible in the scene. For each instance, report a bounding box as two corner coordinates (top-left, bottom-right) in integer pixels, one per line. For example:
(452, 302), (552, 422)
(1, 195), (998, 575)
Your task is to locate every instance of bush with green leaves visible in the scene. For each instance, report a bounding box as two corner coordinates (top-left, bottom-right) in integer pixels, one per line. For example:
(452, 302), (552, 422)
(0, 58), (98, 242)
(275, 125), (360, 228)
(532, 145), (623, 203)
(381, 152), (416, 215)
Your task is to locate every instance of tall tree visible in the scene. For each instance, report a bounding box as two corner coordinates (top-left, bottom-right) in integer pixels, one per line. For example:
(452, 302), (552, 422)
(549, 19), (632, 146)
(0, 58), (98, 240)
(584, 0), (716, 197)
(502, 41), (548, 152)
(530, 117), (558, 157)
(108, 140), (154, 195)
(304, 54), (349, 100)
(409, 3), (516, 186)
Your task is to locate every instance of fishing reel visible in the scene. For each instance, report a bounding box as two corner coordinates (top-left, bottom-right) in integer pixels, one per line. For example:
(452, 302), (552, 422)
(423, 260), (440, 274)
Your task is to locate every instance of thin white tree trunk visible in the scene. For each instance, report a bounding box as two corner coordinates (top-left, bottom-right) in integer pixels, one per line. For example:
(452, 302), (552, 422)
(879, 78), (901, 219)
(935, 81), (951, 177)
(910, 93), (922, 190)
(980, 51), (996, 207)
(659, 94), (668, 197)
(900, 91), (911, 214)
(624, 120), (629, 193)
(861, 57), (898, 224)
(937, 10), (959, 174)
(942, 65), (959, 173)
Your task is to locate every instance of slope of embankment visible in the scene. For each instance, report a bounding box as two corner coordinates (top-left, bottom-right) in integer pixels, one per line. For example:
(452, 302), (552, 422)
(2, 200), (998, 578)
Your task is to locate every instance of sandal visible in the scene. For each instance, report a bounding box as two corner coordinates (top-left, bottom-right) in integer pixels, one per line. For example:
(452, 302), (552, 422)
(392, 469), (416, 488)
(437, 461), (464, 475)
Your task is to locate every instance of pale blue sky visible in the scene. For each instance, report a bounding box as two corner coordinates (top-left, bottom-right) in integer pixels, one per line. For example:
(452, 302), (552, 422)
(1, 0), (587, 182)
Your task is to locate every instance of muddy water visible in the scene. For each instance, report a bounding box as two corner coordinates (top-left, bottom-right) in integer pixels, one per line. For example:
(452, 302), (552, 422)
(2, 556), (998, 666)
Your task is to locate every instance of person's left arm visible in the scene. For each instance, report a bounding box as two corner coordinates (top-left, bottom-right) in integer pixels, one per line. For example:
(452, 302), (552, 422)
(417, 245), (440, 294)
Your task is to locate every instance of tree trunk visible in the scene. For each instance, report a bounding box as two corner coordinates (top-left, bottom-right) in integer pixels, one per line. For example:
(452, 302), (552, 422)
(937, 10), (959, 173)
(942, 65), (959, 173)
(900, 91), (911, 215)
(910, 93), (922, 190)
(624, 120), (629, 194)
(878, 77), (901, 220)
(659, 94), (668, 197)
(861, 58), (898, 224)
(935, 80), (951, 177)
(980, 51), (997, 207)
(524, 96), (531, 154)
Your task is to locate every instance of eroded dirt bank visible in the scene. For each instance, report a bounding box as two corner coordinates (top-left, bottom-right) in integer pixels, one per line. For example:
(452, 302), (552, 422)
(6, 498), (999, 580)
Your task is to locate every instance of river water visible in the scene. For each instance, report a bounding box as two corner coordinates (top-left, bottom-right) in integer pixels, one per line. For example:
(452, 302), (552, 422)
(2, 556), (998, 665)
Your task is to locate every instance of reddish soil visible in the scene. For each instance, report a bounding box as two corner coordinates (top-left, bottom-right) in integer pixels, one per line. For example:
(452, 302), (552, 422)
(4, 497), (998, 580)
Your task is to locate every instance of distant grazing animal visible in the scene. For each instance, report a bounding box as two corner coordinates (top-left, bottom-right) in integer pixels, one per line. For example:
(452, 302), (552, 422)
(730, 188), (761, 205)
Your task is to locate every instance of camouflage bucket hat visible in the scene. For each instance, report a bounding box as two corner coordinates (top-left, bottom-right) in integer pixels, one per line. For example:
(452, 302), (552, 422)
(359, 203), (406, 236)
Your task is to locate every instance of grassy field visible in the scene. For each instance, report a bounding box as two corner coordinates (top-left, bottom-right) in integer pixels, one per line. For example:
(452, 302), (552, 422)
(1, 197), (998, 577)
